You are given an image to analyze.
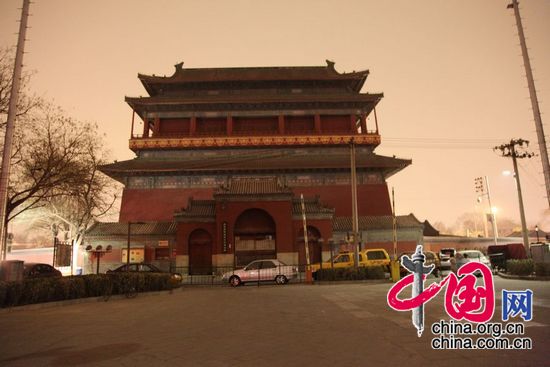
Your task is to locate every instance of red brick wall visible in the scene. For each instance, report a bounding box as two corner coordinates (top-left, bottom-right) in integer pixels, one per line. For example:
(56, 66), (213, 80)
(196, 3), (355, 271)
(119, 183), (391, 222)
(119, 188), (214, 222)
(364, 241), (418, 254)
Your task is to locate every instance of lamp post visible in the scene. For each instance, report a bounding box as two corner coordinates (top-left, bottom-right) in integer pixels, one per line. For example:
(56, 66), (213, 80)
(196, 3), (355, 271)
(535, 225), (539, 242)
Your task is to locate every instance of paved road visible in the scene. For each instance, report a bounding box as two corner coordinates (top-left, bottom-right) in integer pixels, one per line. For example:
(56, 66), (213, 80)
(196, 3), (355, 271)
(0, 277), (548, 367)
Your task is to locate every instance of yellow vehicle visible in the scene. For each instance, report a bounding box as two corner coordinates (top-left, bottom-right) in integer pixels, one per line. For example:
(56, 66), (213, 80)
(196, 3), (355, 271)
(310, 248), (390, 272)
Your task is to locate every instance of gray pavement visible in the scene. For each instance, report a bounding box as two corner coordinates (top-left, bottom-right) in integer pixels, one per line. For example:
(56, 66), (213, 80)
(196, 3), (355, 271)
(0, 277), (548, 367)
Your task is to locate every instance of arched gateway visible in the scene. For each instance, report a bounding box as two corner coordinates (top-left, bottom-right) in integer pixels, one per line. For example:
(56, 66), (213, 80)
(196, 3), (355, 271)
(233, 208), (276, 266)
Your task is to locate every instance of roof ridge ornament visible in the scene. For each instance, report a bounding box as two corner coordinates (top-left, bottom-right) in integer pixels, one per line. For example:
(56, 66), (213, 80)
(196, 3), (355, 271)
(174, 61), (184, 73)
(326, 59), (336, 70)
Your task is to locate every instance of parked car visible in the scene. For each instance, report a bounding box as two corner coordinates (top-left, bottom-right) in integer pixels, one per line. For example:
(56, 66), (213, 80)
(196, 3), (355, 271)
(310, 249), (390, 274)
(23, 263), (62, 279)
(107, 263), (183, 283)
(398, 250), (442, 277)
(439, 248), (455, 271)
(221, 259), (297, 287)
(450, 250), (491, 275)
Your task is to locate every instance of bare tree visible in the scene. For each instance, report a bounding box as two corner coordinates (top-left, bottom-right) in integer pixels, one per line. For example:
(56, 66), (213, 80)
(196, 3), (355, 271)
(0, 47), (42, 127)
(43, 122), (120, 252)
(432, 221), (452, 235)
(453, 212), (485, 237)
(1, 48), (119, 265)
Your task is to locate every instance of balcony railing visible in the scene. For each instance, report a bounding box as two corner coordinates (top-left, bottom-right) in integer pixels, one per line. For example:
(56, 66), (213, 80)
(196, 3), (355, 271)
(131, 129), (377, 139)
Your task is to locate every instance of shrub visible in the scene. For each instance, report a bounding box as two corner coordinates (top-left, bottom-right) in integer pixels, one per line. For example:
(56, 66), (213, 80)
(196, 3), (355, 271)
(315, 266), (386, 281)
(534, 262), (550, 276)
(0, 281), (8, 307)
(1, 272), (175, 308)
(506, 259), (534, 276)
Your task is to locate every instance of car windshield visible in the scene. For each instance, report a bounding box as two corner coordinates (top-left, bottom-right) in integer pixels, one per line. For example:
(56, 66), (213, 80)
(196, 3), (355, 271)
(366, 251), (387, 260)
(441, 249), (455, 256)
(460, 251), (481, 259)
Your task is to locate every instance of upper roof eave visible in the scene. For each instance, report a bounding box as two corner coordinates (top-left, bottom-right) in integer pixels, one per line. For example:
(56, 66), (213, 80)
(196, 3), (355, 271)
(99, 153), (411, 182)
(137, 61), (371, 95)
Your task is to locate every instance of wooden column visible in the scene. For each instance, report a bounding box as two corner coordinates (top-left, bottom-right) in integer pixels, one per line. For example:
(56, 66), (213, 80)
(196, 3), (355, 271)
(131, 110), (135, 138)
(350, 115), (357, 133)
(190, 116), (197, 136)
(152, 117), (160, 137)
(278, 114), (285, 134)
(142, 117), (149, 138)
(374, 107), (380, 134)
(314, 114), (321, 134)
(360, 112), (367, 134)
(227, 115), (233, 136)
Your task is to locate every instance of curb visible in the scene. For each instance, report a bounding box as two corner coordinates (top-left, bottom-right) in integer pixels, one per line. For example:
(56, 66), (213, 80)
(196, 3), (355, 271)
(497, 272), (550, 281)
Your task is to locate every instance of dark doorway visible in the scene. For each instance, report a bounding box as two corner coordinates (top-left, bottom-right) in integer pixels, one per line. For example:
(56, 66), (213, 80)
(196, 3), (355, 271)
(298, 226), (322, 265)
(234, 208), (276, 267)
(189, 229), (212, 275)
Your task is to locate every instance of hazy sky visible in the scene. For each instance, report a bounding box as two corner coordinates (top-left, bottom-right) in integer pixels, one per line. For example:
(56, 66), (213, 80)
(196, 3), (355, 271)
(1, 0), (549, 230)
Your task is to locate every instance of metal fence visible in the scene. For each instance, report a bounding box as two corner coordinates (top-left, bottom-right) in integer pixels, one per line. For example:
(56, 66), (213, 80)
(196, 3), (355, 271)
(171, 264), (316, 286)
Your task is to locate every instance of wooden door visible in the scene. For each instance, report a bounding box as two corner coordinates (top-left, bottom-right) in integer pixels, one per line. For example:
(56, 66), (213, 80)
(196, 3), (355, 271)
(189, 229), (212, 275)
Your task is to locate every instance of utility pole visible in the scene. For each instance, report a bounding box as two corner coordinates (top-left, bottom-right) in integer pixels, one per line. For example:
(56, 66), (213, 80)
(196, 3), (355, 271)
(350, 140), (360, 268)
(391, 187), (397, 260)
(474, 176), (498, 245)
(494, 139), (534, 255)
(0, 0), (31, 261)
(300, 194), (312, 283)
(507, 1), (550, 208)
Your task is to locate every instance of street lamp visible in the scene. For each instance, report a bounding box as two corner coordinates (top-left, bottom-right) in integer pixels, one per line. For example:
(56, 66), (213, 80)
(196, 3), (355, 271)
(535, 225), (539, 242)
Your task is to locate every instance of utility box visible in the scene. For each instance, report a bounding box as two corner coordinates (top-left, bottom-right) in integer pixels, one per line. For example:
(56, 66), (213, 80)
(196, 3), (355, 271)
(0, 260), (24, 282)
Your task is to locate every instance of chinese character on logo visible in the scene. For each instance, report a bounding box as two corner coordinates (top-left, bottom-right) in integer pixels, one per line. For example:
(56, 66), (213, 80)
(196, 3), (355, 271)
(502, 289), (533, 322)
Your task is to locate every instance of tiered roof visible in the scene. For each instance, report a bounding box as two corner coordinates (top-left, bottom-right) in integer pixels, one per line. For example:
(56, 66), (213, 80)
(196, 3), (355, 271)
(100, 151), (411, 183)
(137, 60), (370, 95)
(126, 61), (382, 118)
(332, 214), (423, 232)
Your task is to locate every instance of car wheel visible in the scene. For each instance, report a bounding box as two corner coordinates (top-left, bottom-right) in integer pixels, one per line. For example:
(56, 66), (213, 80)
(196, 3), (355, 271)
(229, 276), (241, 287)
(275, 275), (287, 285)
